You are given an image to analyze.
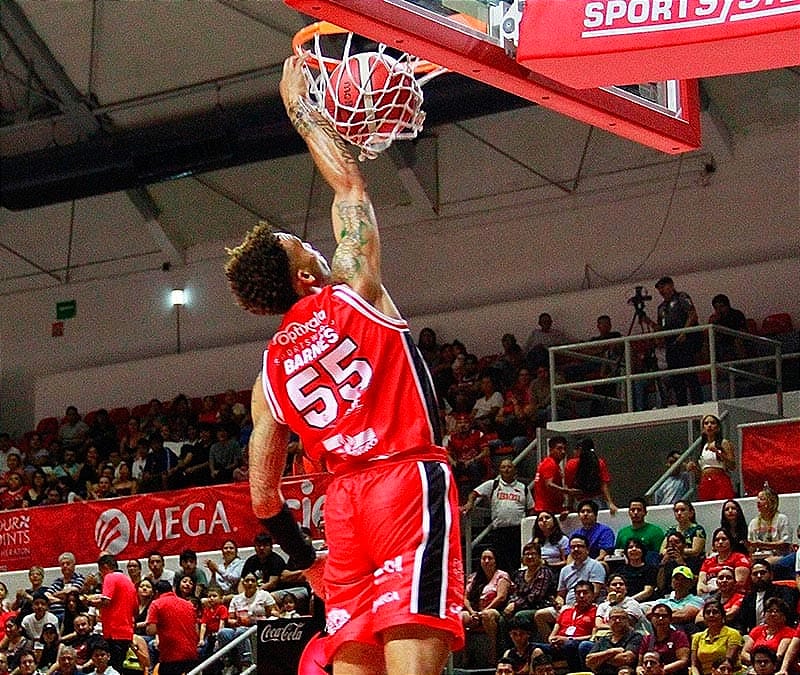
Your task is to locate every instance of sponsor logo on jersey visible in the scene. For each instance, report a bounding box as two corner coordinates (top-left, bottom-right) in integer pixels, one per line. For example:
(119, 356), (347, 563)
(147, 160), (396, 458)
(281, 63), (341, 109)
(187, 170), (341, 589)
(325, 608), (351, 635)
(372, 591), (400, 613)
(273, 310), (328, 346)
(322, 428), (378, 457)
(373, 555), (403, 583)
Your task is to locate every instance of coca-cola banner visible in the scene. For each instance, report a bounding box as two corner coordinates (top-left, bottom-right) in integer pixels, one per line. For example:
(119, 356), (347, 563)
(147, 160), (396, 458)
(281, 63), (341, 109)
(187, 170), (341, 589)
(0, 474), (330, 572)
(257, 618), (322, 675)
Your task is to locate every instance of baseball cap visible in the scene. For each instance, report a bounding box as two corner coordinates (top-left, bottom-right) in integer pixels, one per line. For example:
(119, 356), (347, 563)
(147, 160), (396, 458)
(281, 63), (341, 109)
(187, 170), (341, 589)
(42, 623), (58, 633)
(671, 565), (694, 580)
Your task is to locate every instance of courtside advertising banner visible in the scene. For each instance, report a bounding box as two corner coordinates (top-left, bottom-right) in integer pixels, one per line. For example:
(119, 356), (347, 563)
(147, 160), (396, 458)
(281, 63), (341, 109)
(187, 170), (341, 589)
(0, 473), (330, 572)
(518, 0), (800, 87)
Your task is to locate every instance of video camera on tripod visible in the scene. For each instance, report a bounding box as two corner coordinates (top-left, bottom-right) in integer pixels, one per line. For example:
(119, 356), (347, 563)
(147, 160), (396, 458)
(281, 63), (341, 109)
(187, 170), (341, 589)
(627, 286), (652, 319)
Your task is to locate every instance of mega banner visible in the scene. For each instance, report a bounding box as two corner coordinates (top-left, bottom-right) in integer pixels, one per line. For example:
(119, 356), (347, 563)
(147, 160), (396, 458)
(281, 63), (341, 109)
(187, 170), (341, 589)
(741, 419), (800, 496)
(0, 473), (330, 572)
(518, 0), (800, 88)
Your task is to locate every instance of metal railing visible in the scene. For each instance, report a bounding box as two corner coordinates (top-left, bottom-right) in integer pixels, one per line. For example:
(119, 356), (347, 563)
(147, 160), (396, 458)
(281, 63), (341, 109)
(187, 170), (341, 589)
(186, 625), (257, 675)
(548, 324), (790, 421)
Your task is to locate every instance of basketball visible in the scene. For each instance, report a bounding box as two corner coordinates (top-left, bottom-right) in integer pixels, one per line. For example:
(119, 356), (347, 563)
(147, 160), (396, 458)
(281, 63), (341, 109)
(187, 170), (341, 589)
(323, 52), (419, 146)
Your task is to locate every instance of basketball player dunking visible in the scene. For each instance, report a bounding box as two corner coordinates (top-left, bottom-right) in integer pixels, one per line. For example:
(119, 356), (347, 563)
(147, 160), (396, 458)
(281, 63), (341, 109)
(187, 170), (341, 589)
(225, 56), (464, 675)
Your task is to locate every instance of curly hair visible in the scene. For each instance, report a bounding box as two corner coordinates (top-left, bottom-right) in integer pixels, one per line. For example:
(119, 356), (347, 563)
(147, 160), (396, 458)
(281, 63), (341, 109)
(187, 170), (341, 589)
(225, 221), (299, 315)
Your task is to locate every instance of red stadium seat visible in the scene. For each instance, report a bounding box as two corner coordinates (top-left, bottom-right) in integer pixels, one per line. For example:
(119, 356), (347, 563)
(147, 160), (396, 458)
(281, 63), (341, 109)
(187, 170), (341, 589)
(761, 313), (794, 336)
(36, 416), (59, 437)
(108, 407), (131, 426)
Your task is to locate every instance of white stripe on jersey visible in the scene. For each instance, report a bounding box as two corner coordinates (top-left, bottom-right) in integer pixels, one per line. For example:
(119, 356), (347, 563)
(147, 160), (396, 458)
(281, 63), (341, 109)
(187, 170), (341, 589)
(331, 284), (407, 331)
(262, 349), (286, 424)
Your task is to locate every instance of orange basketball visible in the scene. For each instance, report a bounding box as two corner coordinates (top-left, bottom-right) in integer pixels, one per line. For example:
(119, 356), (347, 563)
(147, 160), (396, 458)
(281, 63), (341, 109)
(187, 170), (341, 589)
(323, 52), (417, 146)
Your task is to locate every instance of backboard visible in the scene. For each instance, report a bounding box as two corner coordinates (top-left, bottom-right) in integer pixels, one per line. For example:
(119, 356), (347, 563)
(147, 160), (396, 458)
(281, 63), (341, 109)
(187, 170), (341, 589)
(284, 0), (702, 154)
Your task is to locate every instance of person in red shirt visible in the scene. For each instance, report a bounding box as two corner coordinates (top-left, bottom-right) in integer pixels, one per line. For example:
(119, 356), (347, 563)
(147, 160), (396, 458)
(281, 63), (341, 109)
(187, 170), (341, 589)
(531, 580), (597, 672)
(85, 554), (138, 674)
(564, 438), (618, 514)
(533, 436), (575, 515)
(198, 586), (228, 658)
(146, 581), (198, 675)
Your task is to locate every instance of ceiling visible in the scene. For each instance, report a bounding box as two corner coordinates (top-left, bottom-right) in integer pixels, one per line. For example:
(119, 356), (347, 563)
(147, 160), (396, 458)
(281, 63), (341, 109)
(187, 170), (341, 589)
(1, 0), (798, 305)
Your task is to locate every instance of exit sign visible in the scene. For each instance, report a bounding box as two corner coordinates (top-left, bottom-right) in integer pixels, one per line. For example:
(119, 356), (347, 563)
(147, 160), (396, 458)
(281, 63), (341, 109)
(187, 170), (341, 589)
(56, 300), (76, 320)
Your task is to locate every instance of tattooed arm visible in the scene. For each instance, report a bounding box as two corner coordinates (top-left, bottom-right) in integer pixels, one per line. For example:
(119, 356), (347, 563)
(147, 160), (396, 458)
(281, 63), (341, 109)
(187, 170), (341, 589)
(279, 56), (399, 317)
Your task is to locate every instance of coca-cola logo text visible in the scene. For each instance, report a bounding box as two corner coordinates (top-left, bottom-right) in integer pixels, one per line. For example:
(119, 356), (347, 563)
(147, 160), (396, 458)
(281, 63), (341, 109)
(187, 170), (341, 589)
(259, 622), (305, 642)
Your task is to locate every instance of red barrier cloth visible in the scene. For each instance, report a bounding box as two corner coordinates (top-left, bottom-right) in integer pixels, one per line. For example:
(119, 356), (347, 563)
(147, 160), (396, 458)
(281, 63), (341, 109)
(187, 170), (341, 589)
(741, 421), (800, 496)
(0, 474), (331, 572)
(518, 0), (800, 88)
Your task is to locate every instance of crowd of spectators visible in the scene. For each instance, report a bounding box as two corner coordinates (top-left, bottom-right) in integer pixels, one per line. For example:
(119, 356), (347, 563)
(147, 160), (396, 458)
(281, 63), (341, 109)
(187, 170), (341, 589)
(458, 484), (800, 674)
(0, 389), (265, 510)
(0, 536), (314, 675)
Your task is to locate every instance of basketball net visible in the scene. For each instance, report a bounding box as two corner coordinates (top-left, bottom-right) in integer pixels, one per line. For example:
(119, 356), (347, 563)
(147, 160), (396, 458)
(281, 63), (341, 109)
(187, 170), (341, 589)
(295, 24), (446, 160)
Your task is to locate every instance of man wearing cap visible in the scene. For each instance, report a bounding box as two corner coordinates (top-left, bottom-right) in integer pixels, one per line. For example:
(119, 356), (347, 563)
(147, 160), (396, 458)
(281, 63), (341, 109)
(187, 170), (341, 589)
(647, 276), (703, 406)
(21, 591), (58, 640)
(654, 566), (703, 634)
(86, 554), (138, 673)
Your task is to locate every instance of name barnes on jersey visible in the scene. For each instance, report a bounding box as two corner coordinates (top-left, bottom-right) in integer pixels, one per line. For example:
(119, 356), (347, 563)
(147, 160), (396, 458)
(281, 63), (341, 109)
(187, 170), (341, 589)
(274, 309), (340, 375)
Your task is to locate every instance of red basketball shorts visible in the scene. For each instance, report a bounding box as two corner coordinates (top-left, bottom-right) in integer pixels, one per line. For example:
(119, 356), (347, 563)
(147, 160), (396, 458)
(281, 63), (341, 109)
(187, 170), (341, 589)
(321, 457), (465, 661)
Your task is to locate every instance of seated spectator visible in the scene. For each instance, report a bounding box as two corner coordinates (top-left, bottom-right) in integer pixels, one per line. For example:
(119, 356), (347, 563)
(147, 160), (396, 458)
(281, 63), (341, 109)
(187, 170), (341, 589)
(197, 586), (227, 659)
(471, 375), (504, 429)
(232, 448), (249, 483)
(616, 498), (665, 565)
(571, 499), (616, 562)
(461, 548), (511, 664)
(503, 541), (556, 630)
(0, 472), (26, 510)
(620, 538), (658, 603)
(0, 616), (32, 670)
(655, 566), (703, 636)
(22, 470), (48, 507)
(88, 475), (117, 501)
(719, 498), (750, 555)
(639, 603), (690, 675)
(208, 425), (241, 484)
(740, 561), (799, 634)
(495, 369), (535, 450)
(690, 598), (743, 675)
(118, 419), (145, 459)
(12, 566), (46, 621)
(215, 573), (277, 669)
(711, 567), (745, 625)
(585, 606), (642, 675)
(657, 531), (693, 597)
(565, 438), (618, 514)
(778, 628), (800, 674)
(531, 580), (598, 673)
(57, 407), (89, 451)
(139, 434), (177, 492)
(59, 614), (93, 668)
(445, 413), (491, 497)
(523, 312), (570, 369)
(172, 549), (208, 598)
(87, 410), (118, 458)
(0, 449), (25, 489)
(204, 540), (243, 602)
(500, 618), (533, 674)
(533, 534), (605, 640)
(752, 646), (779, 675)
(277, 592), (301, 619)
(741, 598), (795, 670)
(594, 574), (648, 634)
(530, 510), (570, 571)
(698, 528), (751, 596)
(76, 446), (101, 497)
(662, 500), (707, 577)
(34, 622), (61, 670)
(50, 645), (79, 675)
(748, 484), (793, 564)
(112, 463), (137, 496)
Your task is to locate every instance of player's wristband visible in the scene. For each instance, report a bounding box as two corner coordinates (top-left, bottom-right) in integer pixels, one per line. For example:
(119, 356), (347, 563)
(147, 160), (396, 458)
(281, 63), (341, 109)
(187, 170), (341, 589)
(261, 504), (315, 570)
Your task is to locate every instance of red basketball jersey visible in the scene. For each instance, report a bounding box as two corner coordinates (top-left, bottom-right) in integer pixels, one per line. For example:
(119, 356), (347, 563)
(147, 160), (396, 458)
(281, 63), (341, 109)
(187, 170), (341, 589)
(263, 284), (443, 473)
